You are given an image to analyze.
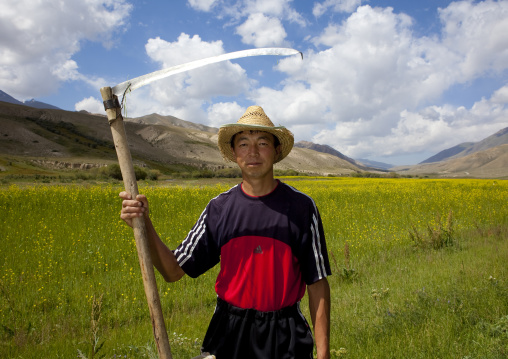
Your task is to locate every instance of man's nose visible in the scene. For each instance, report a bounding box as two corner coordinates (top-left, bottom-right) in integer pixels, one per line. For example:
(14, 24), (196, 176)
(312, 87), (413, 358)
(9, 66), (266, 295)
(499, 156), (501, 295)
(248, 144), (259, 155)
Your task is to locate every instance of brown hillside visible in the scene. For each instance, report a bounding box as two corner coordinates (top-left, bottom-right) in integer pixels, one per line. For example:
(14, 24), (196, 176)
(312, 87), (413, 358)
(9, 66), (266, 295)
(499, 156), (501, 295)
(128, 113), (219, 133)
(0, 101), (361, 176)
(393, 144), (508, 178)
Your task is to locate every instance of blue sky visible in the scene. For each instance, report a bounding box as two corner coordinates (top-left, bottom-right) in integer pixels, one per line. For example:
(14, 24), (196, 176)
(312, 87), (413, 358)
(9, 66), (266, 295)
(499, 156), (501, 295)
(1, 0), (508, 165)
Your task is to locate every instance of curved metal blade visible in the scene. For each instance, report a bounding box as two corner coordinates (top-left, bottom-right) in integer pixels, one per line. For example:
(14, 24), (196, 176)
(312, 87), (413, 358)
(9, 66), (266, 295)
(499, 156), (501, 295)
(112, 47), (302, 96)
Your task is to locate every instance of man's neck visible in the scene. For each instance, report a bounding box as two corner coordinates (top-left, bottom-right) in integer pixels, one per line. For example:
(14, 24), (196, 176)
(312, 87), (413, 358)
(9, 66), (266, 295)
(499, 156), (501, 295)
(241, 177), (278, 197)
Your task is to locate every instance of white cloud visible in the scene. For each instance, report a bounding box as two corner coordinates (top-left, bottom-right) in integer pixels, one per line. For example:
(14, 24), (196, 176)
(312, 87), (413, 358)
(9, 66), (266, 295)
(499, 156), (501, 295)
(217, 0), (305, 24)
(52, 60), (81, 82)
(439, 0), (508, 80)
(278, 6), (424, 126)
(0, 0), (132, 100)
(236, 13), (288, 47)
(75, 96), (105, 114)
(188, 0), (219, 12)
(194, 0), (305, 40)
(207, 102), (245, 127)
(145, 33), (249, 100)
(243, 0), (306, 25)
(311, 85), (508, 162)
(251, 82), (326, 127)
(146, 34), (225, 67)
(245, 0), (287, 16)
(52, 59), (106, 91)
(313, 0), (362, 17)
(490, 85), (508, 104)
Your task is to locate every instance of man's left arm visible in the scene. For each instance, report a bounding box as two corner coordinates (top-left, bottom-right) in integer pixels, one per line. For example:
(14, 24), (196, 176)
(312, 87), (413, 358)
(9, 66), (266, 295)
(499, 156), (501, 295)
(308, 277), (331, 359)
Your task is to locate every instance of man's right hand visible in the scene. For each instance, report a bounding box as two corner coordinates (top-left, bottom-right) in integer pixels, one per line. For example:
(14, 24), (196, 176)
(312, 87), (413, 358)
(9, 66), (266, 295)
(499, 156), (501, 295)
(119, 191), (149, 228)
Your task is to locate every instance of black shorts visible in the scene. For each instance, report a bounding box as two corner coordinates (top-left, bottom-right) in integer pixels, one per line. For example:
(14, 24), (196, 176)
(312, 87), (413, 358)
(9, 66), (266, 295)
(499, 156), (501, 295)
(201, 297), (314, 359)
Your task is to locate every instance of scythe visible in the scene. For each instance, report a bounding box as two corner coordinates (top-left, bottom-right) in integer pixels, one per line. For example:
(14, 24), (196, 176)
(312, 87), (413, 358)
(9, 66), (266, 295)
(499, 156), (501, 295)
(100, 47), (302, 359)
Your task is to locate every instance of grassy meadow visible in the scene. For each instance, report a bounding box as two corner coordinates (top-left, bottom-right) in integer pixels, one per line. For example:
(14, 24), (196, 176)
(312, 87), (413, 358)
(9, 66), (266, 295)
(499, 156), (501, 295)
(1, 178), (507, 358)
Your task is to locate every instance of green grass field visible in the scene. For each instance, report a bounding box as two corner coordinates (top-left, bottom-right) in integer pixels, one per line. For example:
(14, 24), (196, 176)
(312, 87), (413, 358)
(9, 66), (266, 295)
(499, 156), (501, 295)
(1, 178), (507, 358)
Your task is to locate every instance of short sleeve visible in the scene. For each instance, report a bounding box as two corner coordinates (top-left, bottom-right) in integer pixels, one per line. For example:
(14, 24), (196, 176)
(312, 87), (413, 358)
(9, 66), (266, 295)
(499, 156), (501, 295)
(294, 199), (332, 285)
(173, 204), (221, 278)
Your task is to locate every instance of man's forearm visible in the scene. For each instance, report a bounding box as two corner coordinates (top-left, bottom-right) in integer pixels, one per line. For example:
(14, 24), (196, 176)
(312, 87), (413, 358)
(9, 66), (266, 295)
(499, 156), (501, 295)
(308, 278), (331, 359)
(143, 214), (185, 282)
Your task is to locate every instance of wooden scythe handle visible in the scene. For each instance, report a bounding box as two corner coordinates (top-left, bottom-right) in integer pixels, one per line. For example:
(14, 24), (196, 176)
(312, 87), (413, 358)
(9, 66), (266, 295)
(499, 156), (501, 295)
(100, 87), (173, 359)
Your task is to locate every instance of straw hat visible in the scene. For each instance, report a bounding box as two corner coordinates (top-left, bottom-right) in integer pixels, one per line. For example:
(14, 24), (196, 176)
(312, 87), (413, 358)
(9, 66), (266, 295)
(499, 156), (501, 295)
(217, 106), (294, 163)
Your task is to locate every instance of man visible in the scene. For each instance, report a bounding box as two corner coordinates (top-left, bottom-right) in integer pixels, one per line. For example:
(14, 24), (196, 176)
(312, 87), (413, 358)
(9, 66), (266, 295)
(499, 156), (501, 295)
(120, 106), (331, 359)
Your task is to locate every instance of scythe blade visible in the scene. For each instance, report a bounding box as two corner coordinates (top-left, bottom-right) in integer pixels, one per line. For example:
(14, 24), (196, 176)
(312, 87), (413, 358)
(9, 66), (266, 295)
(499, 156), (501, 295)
(112, 47), (302, 96)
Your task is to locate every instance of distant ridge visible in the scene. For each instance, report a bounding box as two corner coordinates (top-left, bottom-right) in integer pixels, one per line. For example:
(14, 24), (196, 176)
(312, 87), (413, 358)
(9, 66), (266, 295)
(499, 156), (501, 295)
(420, 143), (474, 164)
(421, 127), (508, 164)
(295, 140), (356, 163)
(127, 113), (218, 133)
(0, 90), (23, 105)
(294, 141), (386, 171)
(0, 89), (61, 110)
(394, 144), (508, 178)
(356, 158), (394, 171)
(23, 98), (61, 110)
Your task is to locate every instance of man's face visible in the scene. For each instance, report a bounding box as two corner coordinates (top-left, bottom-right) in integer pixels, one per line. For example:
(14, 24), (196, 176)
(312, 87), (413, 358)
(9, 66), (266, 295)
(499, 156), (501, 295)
(231, 130), (281, 180)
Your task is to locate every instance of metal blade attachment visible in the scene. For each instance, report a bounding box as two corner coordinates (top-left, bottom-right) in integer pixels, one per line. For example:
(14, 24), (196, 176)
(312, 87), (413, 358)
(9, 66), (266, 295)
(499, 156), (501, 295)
(112, 47), (302, 96)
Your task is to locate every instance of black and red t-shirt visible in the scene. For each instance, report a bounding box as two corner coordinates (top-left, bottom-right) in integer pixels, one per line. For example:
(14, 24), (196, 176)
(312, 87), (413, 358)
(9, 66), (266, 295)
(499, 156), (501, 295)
(174, 181), (331, 312)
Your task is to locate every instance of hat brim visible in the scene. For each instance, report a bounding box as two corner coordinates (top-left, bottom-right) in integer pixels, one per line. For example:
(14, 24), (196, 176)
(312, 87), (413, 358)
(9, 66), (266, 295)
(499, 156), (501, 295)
(217, 123), (294, 163)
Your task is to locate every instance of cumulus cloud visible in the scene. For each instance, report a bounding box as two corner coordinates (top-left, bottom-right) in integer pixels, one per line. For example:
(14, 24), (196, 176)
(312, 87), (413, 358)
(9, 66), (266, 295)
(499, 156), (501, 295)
(313, 0), (362, 17)
(207, 102), (245, 128)
(189, 0), (305, 44)
(212, 0), (305, 24)
(146, 33), (226, 67)
(188, 0), (219, 12)
(146, 33), (249, 99)
(275, 6), (424, 125)
(252, 82), (327, 127)
(0, 0), (132, 100)
(439, 0), (508, 80)
(75, 96), (105, 114)
(312, 86), (508, 163)
(243, 0), (306, 25)
(236, 13), (288, 47)
(244, 0), (289, 16)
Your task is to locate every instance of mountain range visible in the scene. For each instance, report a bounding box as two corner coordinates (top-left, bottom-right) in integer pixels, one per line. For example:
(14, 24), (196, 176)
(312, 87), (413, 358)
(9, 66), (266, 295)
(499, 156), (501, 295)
(0, 100), (361, 177)
(0, 90), (61, 110)
(0, 90), (507, 178)
(420, 127), (508, 164)
(389, 126), (508, 178)
(293, 141), (391, 171)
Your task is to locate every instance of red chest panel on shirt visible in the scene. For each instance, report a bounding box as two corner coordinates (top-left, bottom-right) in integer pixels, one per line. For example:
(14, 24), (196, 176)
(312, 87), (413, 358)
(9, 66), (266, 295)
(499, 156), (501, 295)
(215, 235), (306, 311)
